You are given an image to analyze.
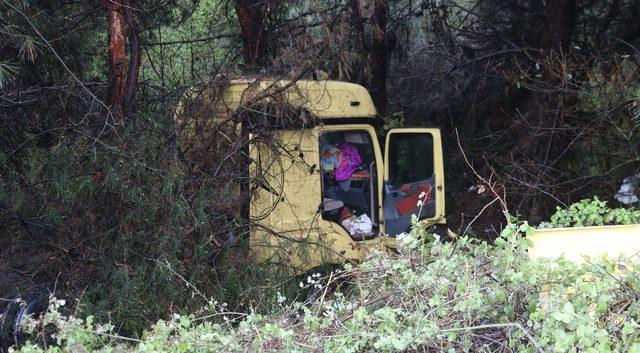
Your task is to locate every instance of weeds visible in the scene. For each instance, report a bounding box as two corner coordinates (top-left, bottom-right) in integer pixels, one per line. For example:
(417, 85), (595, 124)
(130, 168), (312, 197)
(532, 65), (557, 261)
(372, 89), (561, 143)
(540, 197), (640, 228)
(10, 218), (640, 352)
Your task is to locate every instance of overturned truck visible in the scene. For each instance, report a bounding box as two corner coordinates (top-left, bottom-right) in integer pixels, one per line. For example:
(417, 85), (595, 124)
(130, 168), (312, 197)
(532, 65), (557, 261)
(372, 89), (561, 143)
(176, 78), (446, 273)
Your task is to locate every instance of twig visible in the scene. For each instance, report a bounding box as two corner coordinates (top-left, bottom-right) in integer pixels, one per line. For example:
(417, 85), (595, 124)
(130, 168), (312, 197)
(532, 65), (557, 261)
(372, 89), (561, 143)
(440, 322), (545, 353)
(315, 270), (334, 316)
(96, 332), (142, 343)
(455, 128), (510, 222)
(463, 197), (499, 236)
(143, 33), (236, 46)
(449, 47), (542, 72)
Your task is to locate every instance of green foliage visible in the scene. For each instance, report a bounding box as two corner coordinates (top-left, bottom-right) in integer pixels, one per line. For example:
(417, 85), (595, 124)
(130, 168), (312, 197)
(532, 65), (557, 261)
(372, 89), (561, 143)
(136, 0), (231, 88)
(0, 61), (16, 88)
(383, 111), (405, 132)
(540, 197), (640, 228)
(12, 221), (640, 352)
(0, 102), (288, 335)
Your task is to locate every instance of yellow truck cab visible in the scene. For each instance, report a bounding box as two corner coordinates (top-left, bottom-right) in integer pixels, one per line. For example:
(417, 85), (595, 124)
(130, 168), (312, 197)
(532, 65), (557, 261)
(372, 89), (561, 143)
(177, 79), (446, 273)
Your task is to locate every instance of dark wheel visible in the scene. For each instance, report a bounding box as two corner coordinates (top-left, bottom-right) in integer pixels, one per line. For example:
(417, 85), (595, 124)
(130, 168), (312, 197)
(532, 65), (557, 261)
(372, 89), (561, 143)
(0, 287), (51, 350)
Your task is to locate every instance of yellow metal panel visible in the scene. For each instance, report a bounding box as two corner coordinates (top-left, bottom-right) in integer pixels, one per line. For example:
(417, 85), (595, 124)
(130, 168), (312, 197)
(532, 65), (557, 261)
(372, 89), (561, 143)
(174, 79), (379, 162)
(181, 79), (378, 120)
(249, 126), (396, 274)
(528, 225), (640, 262)
(383, 128), (447, 226)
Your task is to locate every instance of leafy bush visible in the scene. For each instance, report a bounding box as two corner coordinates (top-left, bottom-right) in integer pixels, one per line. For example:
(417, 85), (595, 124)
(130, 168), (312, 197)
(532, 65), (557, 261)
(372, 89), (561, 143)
(0, 105), (278, 335)
(11, 220), (640, 352)
(539, 197), (640, 228)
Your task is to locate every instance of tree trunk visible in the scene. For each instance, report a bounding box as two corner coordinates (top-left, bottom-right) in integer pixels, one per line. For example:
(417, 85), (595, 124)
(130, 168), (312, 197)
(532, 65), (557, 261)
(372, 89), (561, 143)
(106, 0), (127, 123)
(106, 0), (141, 123)
(349, 0), (368, 85)
(543, 0), (577, 49)
(369, 0), (392, 115)
(234, 0), (268, 67)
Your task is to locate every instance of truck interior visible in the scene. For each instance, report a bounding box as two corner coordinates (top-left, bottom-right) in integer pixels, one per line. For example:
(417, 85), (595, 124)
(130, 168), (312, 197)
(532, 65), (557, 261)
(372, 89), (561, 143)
(319, 129), (438, 239)
(319, 130), (378, 240)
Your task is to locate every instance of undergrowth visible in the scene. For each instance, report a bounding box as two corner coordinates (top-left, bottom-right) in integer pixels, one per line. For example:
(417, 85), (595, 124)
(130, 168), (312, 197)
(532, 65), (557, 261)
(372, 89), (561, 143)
(539, 197), (640, 228)
(11, 220), (640, 352)
(0, 106), (284, 336)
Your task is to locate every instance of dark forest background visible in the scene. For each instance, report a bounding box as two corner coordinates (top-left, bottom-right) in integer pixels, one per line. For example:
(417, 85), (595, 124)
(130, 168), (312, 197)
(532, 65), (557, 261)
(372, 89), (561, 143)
(1, 0), (639, 335)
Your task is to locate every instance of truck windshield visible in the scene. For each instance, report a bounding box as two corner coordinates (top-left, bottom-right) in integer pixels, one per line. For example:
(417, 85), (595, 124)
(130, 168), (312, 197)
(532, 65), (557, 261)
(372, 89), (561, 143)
(388, 133), (434, 187)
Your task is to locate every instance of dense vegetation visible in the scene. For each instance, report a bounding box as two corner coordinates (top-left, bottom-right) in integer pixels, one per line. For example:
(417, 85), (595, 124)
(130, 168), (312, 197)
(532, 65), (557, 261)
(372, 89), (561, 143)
(12, 218), (640, 352)
(1, 0), (640, 350)
(540, 197), (640, 228)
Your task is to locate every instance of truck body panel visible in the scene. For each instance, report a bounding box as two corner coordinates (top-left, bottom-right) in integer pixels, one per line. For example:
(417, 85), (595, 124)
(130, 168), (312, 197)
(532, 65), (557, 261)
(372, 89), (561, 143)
(528, 224), (640, 262)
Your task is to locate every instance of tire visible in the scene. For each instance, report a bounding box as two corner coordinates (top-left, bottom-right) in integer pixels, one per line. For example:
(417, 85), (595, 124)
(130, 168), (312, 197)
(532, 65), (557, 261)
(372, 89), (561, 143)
(0, 287), (51, 350)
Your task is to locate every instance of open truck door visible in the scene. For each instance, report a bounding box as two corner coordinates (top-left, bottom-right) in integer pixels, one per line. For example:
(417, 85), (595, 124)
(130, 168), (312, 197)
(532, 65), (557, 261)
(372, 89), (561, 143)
(383, 128), (445, 235)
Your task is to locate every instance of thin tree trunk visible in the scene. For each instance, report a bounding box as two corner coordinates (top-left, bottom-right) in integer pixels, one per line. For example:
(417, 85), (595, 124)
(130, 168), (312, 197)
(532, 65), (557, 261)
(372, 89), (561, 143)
(234, 0), (268, 67)
(349, 0), (367, 85)
(105, 0), (140, 122)
(369, 0), (392, 114)
(544, 0), (577, 49)
(106, 0), (127, 123)
(234, 0), (268, 221)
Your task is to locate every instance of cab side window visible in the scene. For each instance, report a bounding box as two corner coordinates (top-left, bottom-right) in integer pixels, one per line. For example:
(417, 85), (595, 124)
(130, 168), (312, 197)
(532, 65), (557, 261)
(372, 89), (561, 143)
(387, 133), (434, 187)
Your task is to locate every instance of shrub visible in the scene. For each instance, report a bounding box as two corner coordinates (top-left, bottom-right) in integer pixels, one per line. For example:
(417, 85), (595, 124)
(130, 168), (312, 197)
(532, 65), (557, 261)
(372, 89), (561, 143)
(539, 197), (640, 228)
(0, 105), (271, 335)
(11, 220), (640, 352)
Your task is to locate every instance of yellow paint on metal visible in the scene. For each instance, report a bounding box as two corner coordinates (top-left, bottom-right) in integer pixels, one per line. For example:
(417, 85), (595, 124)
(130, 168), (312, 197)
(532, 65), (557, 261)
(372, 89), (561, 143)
(249, 126), (397, 274)
(384, 128), (447, 226)
(174, 79), (379, 162)
(176, 79), (378, 123)
(528, 224), (640, 262)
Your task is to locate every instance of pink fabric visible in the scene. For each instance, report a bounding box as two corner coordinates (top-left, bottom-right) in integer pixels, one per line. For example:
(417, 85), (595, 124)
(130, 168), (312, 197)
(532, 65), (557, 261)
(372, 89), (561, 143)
(335, 143), (361, 181)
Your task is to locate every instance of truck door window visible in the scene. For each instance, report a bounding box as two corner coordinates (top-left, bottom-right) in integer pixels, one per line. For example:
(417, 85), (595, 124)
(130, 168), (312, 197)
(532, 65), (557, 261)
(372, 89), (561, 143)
(383, 132), (436, 236)
(319, 130), (378, 240)
(388, 133), (434, 187)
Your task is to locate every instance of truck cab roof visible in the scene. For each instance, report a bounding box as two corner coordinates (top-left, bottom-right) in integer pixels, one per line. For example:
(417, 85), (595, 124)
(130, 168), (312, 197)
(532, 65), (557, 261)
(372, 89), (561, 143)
(181, 79), (380, 121)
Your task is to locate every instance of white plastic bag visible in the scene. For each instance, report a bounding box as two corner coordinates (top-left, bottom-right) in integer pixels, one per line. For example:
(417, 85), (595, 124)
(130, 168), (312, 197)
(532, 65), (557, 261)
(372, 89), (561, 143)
(615, 176), (639, 205)
(341, 214), (373, 236)
(353, 214), (373, 234)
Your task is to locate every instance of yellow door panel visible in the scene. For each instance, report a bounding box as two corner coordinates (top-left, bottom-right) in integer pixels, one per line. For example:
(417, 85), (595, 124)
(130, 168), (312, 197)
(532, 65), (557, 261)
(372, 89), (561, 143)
(383, 128), (446, 235)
